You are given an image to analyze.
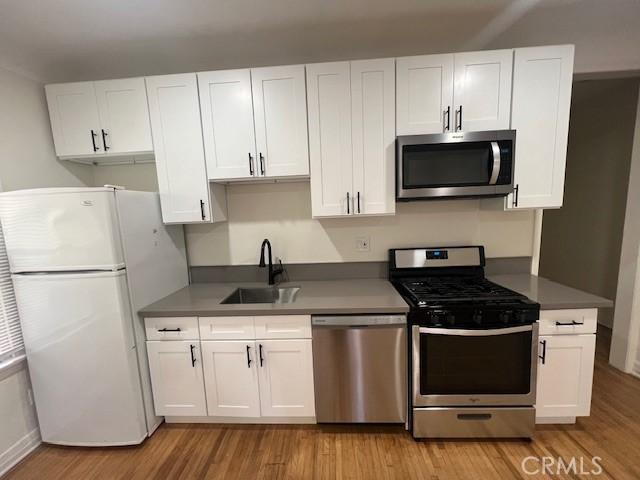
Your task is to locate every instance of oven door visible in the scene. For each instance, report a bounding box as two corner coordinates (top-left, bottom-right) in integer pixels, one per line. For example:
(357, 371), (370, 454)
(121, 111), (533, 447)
(397, 130), (515, 200)
(412, 323), (538, 407)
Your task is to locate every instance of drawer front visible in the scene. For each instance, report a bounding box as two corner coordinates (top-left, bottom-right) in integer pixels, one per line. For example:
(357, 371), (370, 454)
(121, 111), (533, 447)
(539, 309), (597, 335)
(199, 316), (255, 340)
(145, 317), (200, 340)
(254, 315), (311, 339)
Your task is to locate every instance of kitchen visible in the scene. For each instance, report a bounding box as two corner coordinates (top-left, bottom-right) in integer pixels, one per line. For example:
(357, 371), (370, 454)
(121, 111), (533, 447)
(0, 1), (639, 479)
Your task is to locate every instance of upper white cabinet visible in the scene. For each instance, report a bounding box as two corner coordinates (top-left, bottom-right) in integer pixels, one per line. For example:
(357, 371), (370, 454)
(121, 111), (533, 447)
(145, 73), (219, 224)
(396, 49), (512, 135)
(507, 45), (574, 209)
(46, 82), (101, 157)
(94, 78), (154, 155)
(46, 78), (152, 158)
(396, 54), (454, 135)
(307, 58), (395, 218)
(251, 65), (310, 178)
(453, 50), (513, 132)
(199, 65), (309, 181)
(198, 69), (258, 180)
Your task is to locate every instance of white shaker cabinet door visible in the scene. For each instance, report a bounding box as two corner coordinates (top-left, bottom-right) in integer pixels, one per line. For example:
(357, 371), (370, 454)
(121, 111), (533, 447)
(146, 340), (207, 416)
(453, 49), (513, 132)
(396, 54), (454, 135)
(536, 334), (596, 420)
(507, 45), (574, 209)
(145, 73), (212, 224)
(45, 82), (102, 157)
(201, 341), (261, 417)
(306, 61), (354, 217)
(198, 69), (257, 180)
(94, 77), (153, 154)
(251, 65), (310, 177)
(351, 58), (396, 216)
(257, 339), (315, 417)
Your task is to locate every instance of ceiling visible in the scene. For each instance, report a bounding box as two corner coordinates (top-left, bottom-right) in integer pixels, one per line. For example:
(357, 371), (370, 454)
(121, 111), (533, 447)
(1, 0), (639, 83)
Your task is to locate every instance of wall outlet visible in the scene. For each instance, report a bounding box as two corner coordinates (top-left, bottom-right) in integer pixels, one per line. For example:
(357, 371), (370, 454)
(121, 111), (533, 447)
(356, 236), (370, 252)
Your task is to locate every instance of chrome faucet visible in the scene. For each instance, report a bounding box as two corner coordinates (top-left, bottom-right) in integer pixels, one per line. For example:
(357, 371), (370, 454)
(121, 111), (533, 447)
(259, 239), (284, 285)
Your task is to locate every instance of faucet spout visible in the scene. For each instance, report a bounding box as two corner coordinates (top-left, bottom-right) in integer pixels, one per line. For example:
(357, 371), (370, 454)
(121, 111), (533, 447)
(258, 239), (283, 285)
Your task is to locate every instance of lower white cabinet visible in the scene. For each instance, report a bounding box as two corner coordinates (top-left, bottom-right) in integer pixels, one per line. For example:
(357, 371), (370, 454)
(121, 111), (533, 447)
(201, 340), (261, 417)
(146, 315), (315, 421)
(146, 340), (207, 416)
(535, 309), (597, 423)
(257, 339), (315, 417)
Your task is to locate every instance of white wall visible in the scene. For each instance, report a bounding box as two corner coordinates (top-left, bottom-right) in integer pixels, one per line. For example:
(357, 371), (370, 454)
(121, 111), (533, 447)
(0, 365), (39, 476)
(0, 66), (92, 473)
(0, 67), (93, 191)
(187, 183), (534, 266)
(611, 83), (640, 373)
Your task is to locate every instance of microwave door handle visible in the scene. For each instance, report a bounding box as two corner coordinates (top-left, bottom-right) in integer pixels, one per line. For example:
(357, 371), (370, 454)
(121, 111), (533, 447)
(488, 141), (501, 185)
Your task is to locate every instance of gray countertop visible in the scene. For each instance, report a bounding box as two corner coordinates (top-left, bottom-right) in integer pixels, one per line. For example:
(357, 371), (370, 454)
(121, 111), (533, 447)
(139, 274), (613, 318)
(488, 274), (613, 310)
(140, 279), (410, 317)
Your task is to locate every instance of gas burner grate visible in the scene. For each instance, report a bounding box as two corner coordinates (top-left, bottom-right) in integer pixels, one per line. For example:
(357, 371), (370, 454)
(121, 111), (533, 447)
(402, 277), (522, 303)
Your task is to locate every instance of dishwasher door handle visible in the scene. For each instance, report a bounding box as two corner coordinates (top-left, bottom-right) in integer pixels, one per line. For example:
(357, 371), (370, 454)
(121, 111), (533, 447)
(311, 315), (406, 327)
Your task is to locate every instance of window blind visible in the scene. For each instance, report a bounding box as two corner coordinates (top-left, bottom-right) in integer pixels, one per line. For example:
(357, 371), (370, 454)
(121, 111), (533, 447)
(0, 224), (23, 363)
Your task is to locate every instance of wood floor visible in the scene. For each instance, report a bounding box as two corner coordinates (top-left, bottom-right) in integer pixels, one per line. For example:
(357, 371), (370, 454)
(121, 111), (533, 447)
(5, 327), (640, 480)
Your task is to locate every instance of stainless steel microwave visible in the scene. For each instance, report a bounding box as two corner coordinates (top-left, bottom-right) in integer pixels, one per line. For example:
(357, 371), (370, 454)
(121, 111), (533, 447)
(396, 130), (516, 201)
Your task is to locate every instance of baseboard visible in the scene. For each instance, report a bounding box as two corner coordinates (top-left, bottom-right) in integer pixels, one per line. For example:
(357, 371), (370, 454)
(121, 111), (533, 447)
(535, 416), (576, 424)
(165, 416), (316, 424)
(0, 428), (40, 477)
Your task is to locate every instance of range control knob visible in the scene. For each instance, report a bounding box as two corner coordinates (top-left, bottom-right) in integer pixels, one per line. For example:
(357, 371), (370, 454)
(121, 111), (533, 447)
(499, 311), (513, 324)
(472, 311), (483, 325)
(446, 312), (456, 326)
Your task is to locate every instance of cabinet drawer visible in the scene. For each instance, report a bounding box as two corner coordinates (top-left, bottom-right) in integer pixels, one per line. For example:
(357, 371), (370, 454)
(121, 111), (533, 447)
(145, 317), (199, 340)
(199, 316), (255, 340)
(539, 309), (597, 335)
(254, 315), (311, 339)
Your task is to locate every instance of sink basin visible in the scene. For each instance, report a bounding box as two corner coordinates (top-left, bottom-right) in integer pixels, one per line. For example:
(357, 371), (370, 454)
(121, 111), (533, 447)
(220, 287), (301, 304)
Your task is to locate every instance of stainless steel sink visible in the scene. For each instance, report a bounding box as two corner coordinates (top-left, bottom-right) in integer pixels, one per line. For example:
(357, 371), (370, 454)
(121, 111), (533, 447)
(220, 287), (301, 304)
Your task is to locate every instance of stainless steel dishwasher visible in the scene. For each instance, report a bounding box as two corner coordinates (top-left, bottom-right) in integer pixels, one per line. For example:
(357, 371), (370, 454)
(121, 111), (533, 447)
(311, 315), (407, 423)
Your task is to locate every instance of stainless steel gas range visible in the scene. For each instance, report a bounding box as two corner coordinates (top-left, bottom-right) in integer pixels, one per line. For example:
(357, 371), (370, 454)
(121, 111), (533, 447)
(389, 246), (540, 439)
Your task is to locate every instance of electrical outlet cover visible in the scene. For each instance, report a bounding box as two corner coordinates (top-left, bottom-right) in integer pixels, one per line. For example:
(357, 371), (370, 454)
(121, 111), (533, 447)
(356, 236), (370, 252)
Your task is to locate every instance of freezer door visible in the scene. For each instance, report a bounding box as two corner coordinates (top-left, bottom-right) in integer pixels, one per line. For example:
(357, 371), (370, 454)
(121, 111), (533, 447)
(0, 188), (124, 272)
(12, 270), (147, 446)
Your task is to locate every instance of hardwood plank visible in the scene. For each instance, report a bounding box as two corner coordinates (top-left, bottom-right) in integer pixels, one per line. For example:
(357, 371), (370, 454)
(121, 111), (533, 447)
(4, 327), (639, 480)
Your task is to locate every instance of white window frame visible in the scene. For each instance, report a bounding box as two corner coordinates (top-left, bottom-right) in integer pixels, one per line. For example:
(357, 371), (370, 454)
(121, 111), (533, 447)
(0, 191), (25, 371)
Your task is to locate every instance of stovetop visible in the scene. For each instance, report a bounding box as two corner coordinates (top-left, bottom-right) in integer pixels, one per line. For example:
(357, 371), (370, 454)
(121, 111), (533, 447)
(388, 246), (540, 328)
(399, 276), (525, 306)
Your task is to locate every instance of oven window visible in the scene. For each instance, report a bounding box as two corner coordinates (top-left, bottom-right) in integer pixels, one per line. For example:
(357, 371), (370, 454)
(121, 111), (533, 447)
(419, 330), (532, 395)
(402, 142), (492, 188)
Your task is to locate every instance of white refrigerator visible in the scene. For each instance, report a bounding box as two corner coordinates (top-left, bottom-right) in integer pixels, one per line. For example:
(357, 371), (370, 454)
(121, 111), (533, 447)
(0, 187), (189, 446)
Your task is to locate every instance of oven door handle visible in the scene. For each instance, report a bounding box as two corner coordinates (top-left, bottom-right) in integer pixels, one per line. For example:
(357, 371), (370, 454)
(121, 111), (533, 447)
(488, 141), (501, 185)
(418, 325), (533, 336)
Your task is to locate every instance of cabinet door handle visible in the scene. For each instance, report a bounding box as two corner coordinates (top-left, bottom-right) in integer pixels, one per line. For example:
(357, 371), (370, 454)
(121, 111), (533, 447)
(200, 200), (206, 220)
(101, 129), (110, 151)
(190, 344), (197, 367)
(259, 344), (264, 367)
(538, 339), (547, 365)
(444, 106), (451, 132)
(512, 184), (520, 208)
(248, 153), (254, 176)
(346, 192), (350, 214)
(157, 327), (181, 332)
(555, 320), (584, 326)
(259, 153), (265, 175)
(357, 191), (361, 214)
(246, 345), (252, 368)
(455, 105), (463, 131)
(90, 130), (99, 152)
